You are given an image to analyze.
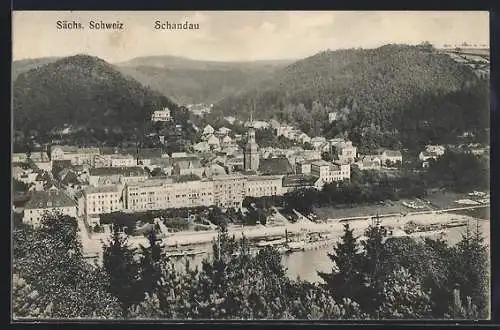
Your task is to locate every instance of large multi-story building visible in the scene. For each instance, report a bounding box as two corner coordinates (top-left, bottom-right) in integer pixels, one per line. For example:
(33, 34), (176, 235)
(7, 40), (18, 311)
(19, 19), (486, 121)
(296, 159), (319, 175)
(245, 175), (284, 198)
(151, 107), (171, 122)
(330, 139), (357, 164)
(282, 174), (318, 193)
(125, 178), (214, 211)
(310, 160), (350, 188)
(212, 174), (246, 209)
(84, 185), (124, 225)
(23, 189), (77, 226)
(50, 146), (101, 167)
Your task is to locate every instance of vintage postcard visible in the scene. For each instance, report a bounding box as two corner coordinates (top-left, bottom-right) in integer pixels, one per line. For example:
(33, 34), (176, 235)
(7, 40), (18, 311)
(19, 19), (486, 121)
(11, 11), (490, 321)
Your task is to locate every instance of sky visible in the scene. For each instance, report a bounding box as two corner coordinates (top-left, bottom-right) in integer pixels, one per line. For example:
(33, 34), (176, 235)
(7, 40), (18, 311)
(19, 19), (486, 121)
(12, 11), (489, 63)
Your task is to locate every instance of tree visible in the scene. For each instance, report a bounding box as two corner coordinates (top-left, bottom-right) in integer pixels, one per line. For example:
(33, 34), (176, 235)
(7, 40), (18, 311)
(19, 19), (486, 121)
(137, 230), (165, 301)
(12, 213), (122, 319)
(449, 221), (489, 318)
(375, 267), (432, 319)
(318, 223), (364, 305)
(359, 224), (388, 315)
(103, 225), (143, 313)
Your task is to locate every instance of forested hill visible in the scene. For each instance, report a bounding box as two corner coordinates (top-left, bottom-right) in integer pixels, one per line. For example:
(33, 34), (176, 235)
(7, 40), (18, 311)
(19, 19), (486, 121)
(12, 57), (60, 80)
(214, 44), (488, 149)
(13, 54), (178, 136)
(116, 56), (293, 104)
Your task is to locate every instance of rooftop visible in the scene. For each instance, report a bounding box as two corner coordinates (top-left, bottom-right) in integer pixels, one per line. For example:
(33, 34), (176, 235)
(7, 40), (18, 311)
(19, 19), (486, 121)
(149, 157), (174, 167)
(51, 145), (100, 154)
(212, 173), (246, 181)
(25, 190), (76, 209)
(310, 160), (331, 167)
(85, 185), (122, 194)
(89, 167), (147, 177)
(247, 175), (283, 181)
(382, 149), (402, 157)
(129, 178), (174, 187)
(30, 152), (50, 162)
(172, 157), (202, 169)
(258, 157), (294, 175)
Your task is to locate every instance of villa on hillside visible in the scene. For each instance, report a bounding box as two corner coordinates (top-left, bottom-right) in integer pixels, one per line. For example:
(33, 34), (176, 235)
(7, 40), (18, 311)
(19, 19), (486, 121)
(151, 107), (172, 122)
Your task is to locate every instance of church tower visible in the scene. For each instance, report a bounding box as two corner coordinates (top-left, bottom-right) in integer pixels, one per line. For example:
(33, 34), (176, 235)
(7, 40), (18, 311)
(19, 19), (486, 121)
(244, 111), (259, 172)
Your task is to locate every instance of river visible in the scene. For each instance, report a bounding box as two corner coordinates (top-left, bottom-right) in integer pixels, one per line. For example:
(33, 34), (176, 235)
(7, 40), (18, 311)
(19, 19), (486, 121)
(170, 219), (490, 283)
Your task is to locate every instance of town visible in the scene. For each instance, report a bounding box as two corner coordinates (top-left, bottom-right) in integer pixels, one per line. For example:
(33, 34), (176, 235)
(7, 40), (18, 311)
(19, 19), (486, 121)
(12, 105), (490, 264)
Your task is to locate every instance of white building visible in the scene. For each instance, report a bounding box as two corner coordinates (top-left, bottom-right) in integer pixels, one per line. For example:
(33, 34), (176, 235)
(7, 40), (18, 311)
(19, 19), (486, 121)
(356, 156), (382, 170)
(151, 107), (172, 122)
(203, 125), (215, 136)
(330, 139), (357, 164)
(425, 145), (446, 156)
(310, 160), (350, 188)
(84, 185), (124, 226)
(328, 112), (339, 123)
(296, 159), (318, 175)
(50, 146), (100, 167)
(125, 178), (214, 211)
(212, 174), (246, 209)
(379, 149), (403, 165)
(207, 134), (221, 149)
(23, 190), (77, 226)
(245, 175), (285, 198)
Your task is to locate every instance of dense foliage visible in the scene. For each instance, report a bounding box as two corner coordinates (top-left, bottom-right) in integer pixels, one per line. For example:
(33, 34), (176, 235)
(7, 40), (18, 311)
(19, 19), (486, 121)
(13, 55), (185, 150)
(215, 45), (488, 152)
(425, 150), (489, 193)
(12, 212), (489, 320)
(12, 215), (122, 319)
(317, 223), (489, 319)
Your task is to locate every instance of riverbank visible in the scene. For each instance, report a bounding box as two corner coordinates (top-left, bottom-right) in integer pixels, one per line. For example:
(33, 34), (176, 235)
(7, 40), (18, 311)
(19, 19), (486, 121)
(81, 207), (489, 263)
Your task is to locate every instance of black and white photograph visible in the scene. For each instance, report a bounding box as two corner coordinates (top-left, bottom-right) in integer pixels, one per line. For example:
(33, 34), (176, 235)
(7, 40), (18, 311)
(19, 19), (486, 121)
(11, 11), (490, 320)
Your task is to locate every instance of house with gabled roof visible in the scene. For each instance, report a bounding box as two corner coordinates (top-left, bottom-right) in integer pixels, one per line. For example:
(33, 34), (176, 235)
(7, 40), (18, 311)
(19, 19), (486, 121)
(172, 156), (204, 177)
(203, 124), (215, 136)
(379, 149), (403, 165)
(23, 190), (77, 226)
